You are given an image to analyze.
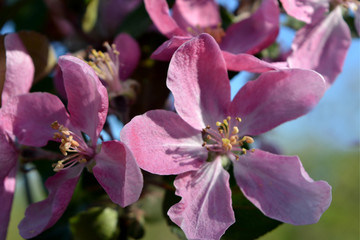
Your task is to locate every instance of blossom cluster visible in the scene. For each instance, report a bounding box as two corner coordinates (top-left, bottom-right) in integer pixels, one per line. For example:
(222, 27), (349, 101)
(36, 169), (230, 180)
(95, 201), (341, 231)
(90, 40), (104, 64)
(0, 0), (357, 239)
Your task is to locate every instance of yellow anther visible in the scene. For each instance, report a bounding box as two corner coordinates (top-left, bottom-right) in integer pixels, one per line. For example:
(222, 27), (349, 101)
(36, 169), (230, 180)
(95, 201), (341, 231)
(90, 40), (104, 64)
(230, 135), (238, 144)
(216, 121), (222, 127)
(250, 149), (255, 153)
(91, 49), (99, 57)
(244, 136), (254, 144)
(232, 126), (239, 134)
(236, 117), (242, 122)
(223, 119), (228, 126)
(222, 138), (232, 151)
(51, 121), (60, 130)
(227, 116), (231, 121)
(241, 148), (247, 155)
(79, 158), (87, 164)
(53, 162), (64, 172)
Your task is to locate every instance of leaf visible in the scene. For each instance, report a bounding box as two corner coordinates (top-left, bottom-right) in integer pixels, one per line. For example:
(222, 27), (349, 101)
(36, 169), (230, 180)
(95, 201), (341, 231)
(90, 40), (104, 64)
(69, 207), (119, 240)
(116, 3), (153, 38)
(82, 0), (100, 33)
(18, 31), (57, 83)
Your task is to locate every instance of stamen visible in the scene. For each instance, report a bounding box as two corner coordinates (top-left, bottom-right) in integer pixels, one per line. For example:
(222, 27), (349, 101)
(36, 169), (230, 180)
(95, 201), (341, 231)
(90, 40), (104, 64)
(201, 116), (254, 160)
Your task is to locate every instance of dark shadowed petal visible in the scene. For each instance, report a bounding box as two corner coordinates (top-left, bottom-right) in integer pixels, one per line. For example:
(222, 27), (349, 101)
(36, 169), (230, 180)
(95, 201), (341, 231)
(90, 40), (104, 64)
(229, 69), (326, 136)
(167, 34), (230, 130)
(58, 56), (108, 146)
(222, 51), (280, 73)
(18, 164), (83, 239)
(114, 33), (140, 80)
(0, 128), (17, 240)
(172, 0), (221, 30)
(1, 93), (70, 147)
(288, 6), (351, 87)
(233, 149), (332, 225)
(120, 110), (206, 175)
(144, 0), (189, 38)
(168, 158), (235, 240)
(93, 140), (143, 207)
(151, 36), (191, 61)
(220, 0), (279, 55)
(1, 33), (34, 105)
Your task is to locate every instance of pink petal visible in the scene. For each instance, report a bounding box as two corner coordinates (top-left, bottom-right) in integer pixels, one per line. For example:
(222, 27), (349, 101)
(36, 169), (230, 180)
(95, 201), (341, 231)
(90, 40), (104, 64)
(172, 0), (221, 30)
(220, 0), (279, 55)
(233, 149), (332, 225)
(1, 93), (70, 147)
(168, 158), (235, 240)
(120, 110), (205, 175)
(0, 128), (17, 240)
(221, 51), (280, 73)
(151, 36), (191, 61)
(114, 33), (140, 80)
(167, 33), (230, 130)
(1, 33), (34, 105)
(93, 140), (143, 207)
(288, 6), (351, 87)
(229, 69), (326, 136)
(58, 55), (108, 145)
(279, 0), (328, 24)
(18, 164), (83, 239)
(144, 0), (189, 38)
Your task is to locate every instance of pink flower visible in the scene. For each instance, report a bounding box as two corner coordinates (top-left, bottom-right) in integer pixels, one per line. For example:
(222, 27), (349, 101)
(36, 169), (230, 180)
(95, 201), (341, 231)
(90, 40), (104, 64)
(0, 33), (35, 240)
(144, 0), (279, 67)
(87, 33), (141, 98)
(121, 34), (332, 240)
(279, 0), (352, 87)
(2, 55), (143, 239)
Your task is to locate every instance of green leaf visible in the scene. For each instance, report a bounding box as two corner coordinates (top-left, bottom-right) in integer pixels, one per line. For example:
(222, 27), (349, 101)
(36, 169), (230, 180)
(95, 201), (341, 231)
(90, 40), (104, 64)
(116, 3), (152, 38)
(82, 0), (100, 33)
(70, 207), (119, 240)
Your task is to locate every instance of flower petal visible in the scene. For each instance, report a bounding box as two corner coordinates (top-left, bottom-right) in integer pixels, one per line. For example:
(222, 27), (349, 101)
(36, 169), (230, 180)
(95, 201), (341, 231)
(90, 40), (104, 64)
(1, 33), (34, 105)
(229, 69), (326, 136)
(120, 110), (205, 175)
(222, 51), (280, 73)
(1, 93), (70, 147)
(0, 128), (17, 240)
(279, 0), (328, 24)
(18, 164), (83, 239)
(93, 140), (143, 207)
(167, 33), (230, 130)
(220, 0), (279, 55)
(151, 36), (191, 61)
(172, 0), (221, 30)
(58, 55), (108, 145)
(114, 33), (140, 80)
(168, 158), (235, 240)
(233, 149), (332, 225)
(144, 0), (188, 38)
(288, 6), (351, 87)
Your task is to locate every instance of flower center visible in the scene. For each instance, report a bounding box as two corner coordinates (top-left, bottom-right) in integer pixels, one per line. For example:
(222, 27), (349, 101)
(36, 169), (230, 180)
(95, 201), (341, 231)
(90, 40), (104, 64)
(187, 24), (226, 43)
(51, 121), (89, 172)
(86, 42), (123, 93)
(201, 116), (254, 160)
